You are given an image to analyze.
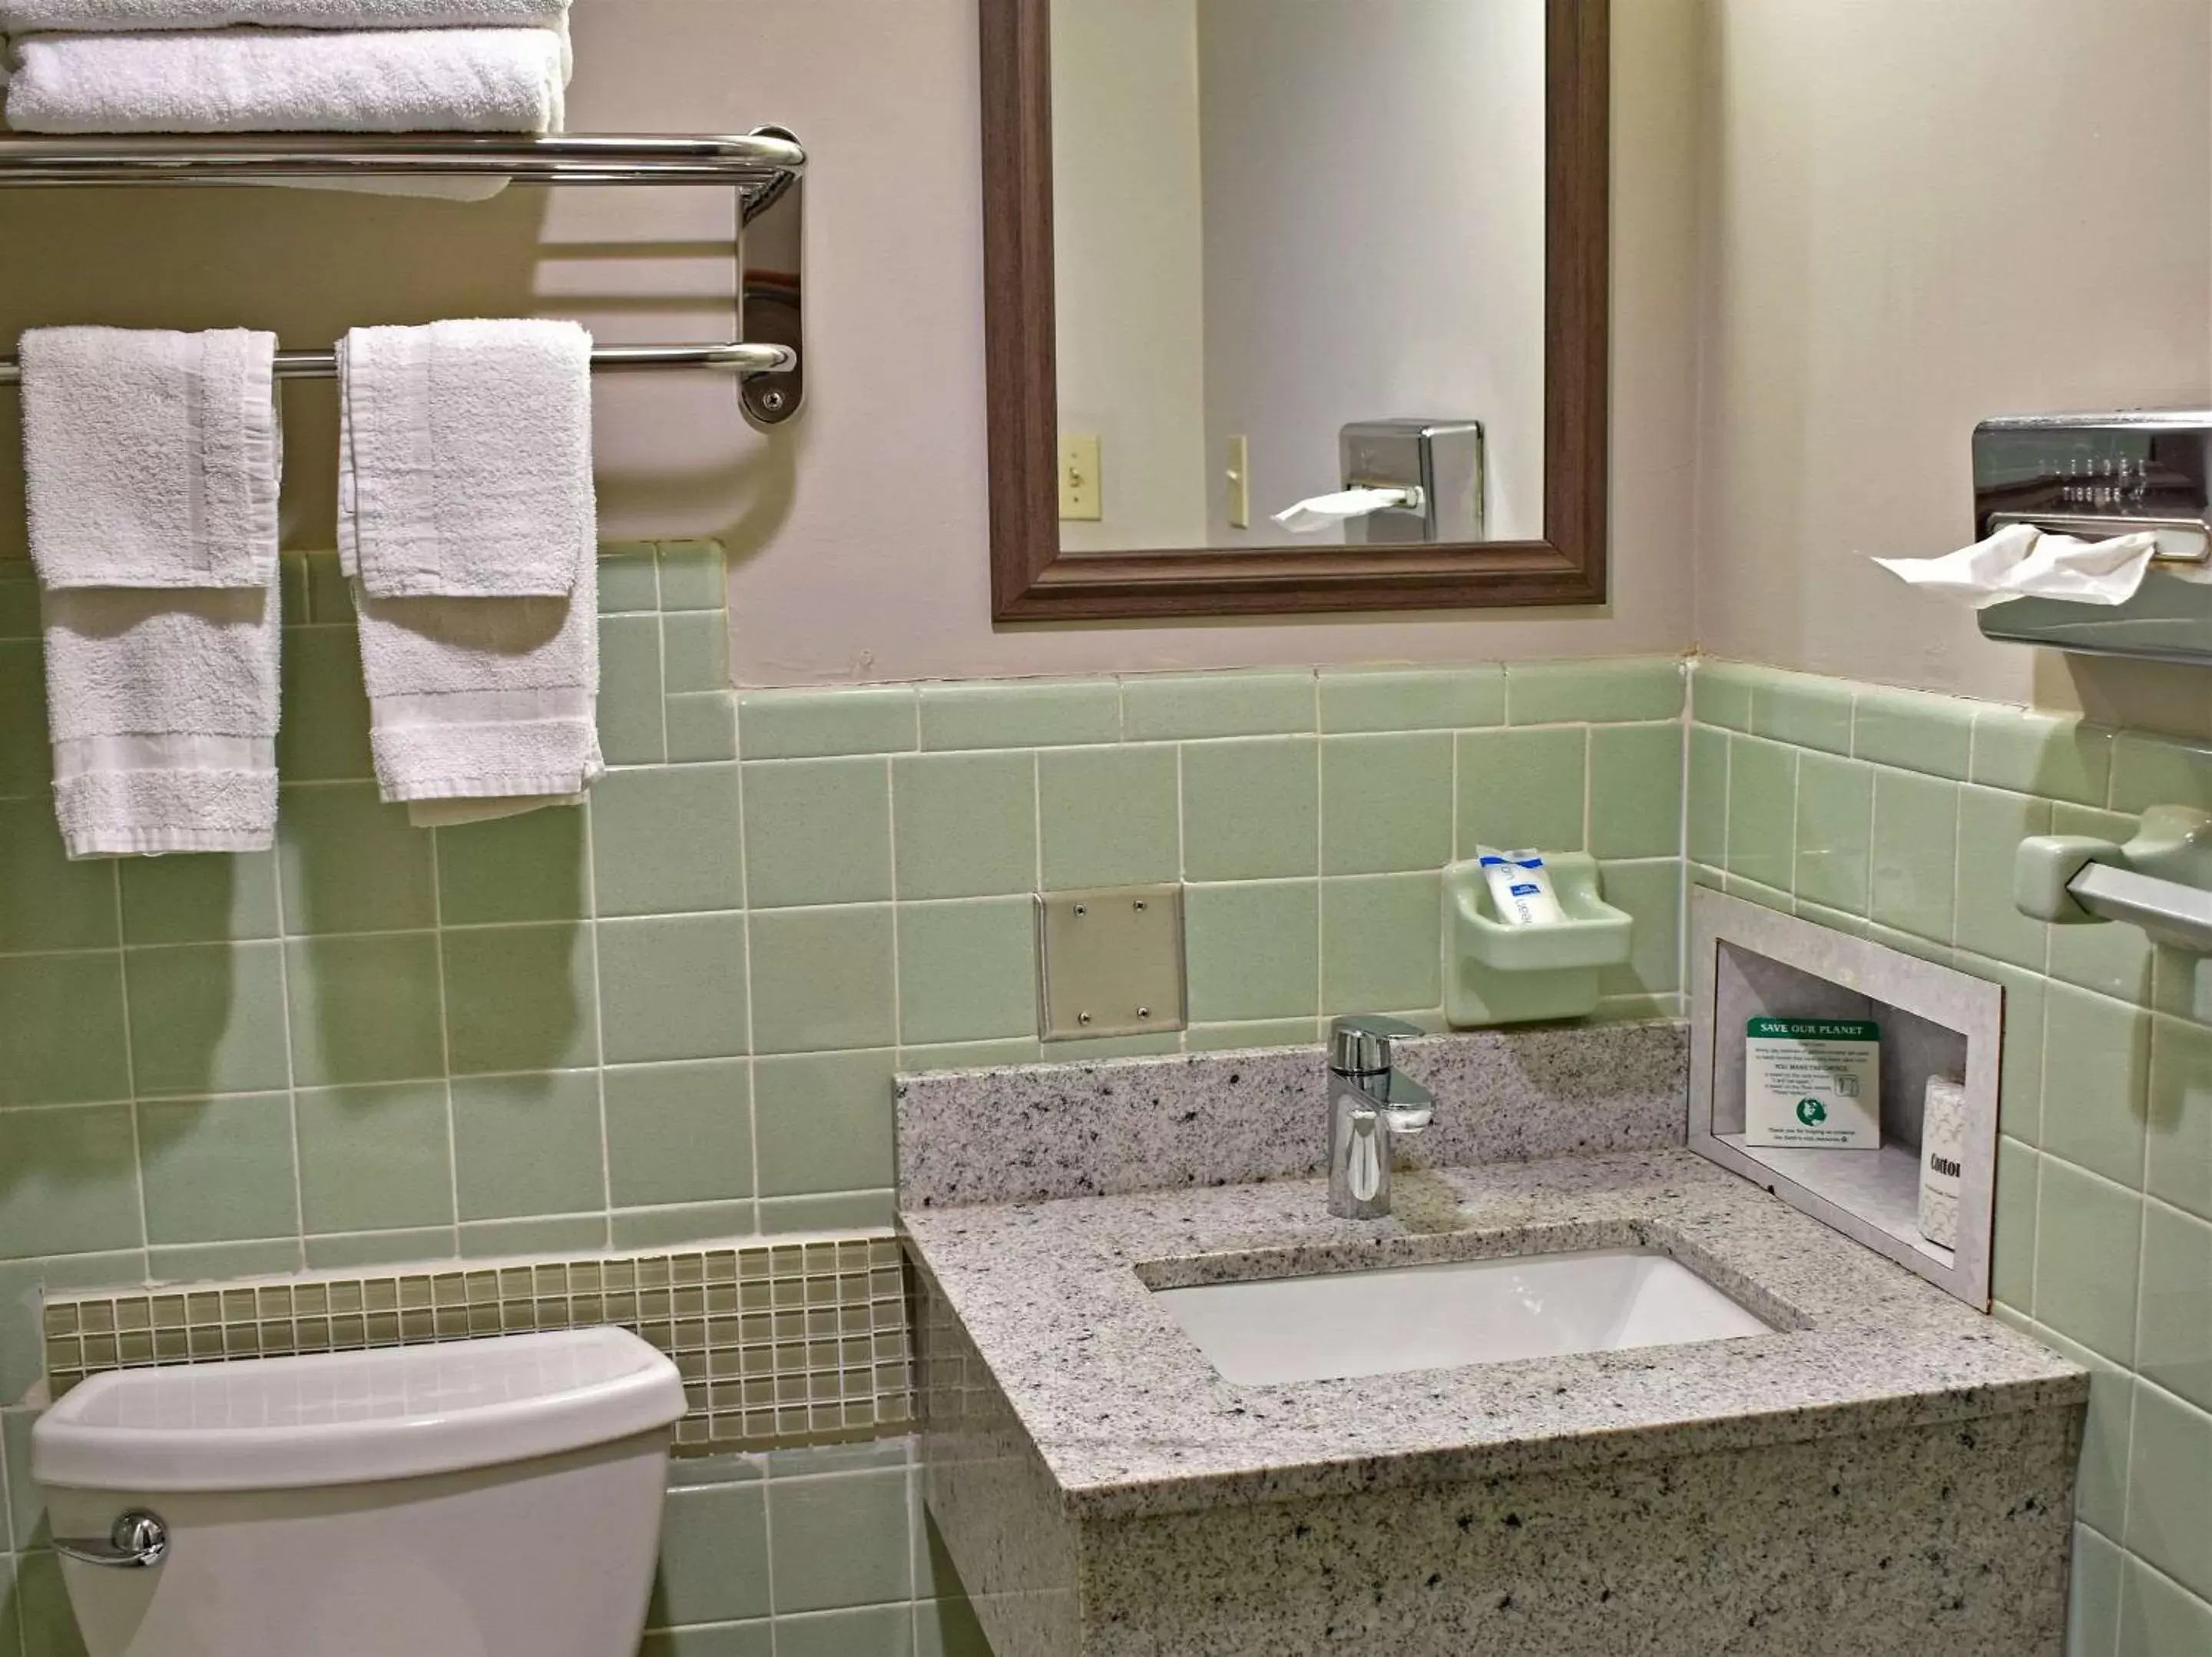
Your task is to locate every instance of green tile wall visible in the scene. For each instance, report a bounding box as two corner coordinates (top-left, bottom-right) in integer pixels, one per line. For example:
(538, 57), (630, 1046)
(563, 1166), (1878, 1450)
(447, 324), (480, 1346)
(0, 544), (1689, 1654)
(1689, 660), (2212, 1652)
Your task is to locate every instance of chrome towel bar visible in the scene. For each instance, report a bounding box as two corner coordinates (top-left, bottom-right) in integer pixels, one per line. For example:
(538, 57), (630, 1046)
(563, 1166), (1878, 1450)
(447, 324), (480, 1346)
(0, 341), (796, 386)
(0, 129), (809, 428)
(0, 132), (801, 196)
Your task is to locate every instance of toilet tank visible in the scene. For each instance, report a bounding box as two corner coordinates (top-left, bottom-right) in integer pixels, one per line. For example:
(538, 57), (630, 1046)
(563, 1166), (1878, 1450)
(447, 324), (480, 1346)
(31, 1327), (687, 1657)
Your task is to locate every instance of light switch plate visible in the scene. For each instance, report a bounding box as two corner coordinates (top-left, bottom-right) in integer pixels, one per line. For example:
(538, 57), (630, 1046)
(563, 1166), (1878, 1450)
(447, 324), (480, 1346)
(1036, 885), (1187, 1040)
(1226, 434), (1250, 529)
(1059, 434), (1103, 521)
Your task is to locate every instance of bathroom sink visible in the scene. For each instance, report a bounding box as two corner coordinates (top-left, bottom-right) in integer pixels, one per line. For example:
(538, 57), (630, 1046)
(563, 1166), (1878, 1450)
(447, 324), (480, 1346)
(1151, 1248), (1773, 1384)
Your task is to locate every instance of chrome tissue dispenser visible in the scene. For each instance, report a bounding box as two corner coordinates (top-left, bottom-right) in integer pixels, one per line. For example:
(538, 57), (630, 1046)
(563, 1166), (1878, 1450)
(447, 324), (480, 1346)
(1339, 419), (1485, 544)
(1972, 410), (2212, 663)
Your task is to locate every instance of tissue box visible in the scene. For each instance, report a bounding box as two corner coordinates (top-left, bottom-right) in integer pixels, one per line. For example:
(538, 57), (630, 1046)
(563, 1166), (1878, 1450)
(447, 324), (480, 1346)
(1919, 1077), (1966, 1248)
(1743, 1017), (1881, 1149)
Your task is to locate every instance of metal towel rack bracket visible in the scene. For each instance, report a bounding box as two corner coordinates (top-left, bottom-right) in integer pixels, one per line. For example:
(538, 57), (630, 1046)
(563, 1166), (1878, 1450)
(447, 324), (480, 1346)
(0, 127), (807, 430)
(2015, 805), (2212, 954)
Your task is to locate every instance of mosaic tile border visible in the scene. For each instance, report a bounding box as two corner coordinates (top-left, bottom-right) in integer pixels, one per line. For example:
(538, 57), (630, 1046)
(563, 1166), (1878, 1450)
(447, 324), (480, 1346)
(40, 1235), (913, 1454)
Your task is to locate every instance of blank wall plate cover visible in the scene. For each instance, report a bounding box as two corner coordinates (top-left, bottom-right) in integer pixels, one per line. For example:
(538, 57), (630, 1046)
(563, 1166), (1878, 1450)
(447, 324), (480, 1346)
(1037, 885), (1186, 1040)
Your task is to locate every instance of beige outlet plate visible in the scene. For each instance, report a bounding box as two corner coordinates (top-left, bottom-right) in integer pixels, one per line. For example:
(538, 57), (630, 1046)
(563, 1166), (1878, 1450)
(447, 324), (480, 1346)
(1036, 885), (1187, 1040)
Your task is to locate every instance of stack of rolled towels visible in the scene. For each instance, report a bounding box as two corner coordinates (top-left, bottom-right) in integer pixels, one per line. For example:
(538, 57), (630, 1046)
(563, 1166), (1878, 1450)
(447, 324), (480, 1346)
(0, 0), (573, 134)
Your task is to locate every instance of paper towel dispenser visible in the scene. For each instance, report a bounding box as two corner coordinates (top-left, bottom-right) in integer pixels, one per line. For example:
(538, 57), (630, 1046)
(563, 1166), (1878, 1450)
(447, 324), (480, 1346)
(1339, 419), (1485, 544)
(1972, 410), (2212, 664)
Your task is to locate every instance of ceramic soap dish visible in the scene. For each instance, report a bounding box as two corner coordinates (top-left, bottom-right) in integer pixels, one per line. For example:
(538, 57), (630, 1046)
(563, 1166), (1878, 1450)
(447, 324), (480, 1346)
(1443, 852), (1633, 1026)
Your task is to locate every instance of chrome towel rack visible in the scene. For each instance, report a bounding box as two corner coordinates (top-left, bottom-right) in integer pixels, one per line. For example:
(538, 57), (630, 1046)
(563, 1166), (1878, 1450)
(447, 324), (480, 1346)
(0, 129), (807, 428)
(0, 341), (795, 385)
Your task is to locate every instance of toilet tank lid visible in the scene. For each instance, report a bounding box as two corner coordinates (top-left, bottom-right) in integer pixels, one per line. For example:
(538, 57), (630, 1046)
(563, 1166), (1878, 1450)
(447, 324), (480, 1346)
(31, 1328), (686, 1493)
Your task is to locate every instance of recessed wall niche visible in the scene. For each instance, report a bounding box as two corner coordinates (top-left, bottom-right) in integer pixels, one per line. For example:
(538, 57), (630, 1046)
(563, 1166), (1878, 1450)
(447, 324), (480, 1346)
(1687, 889), (2002, 1308)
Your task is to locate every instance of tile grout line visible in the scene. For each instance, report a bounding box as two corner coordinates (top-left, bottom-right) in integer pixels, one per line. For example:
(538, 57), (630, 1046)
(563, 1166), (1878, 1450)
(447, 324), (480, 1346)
(1311, 676), (1326, 1023)
(734, 688), (763, 1239)
(1173, 740), (1189, 1052)
(109, 862), (151, 1262)
(581, 793), (615, 1250)
(267, 841), (309, 1275)
(425, 814), (462, 1259)
(884, 753), (906, 1070)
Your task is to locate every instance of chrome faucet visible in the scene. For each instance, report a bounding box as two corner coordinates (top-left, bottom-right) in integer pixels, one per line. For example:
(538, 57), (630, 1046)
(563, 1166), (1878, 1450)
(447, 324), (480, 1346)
(1327, 1016), (1435, 1219)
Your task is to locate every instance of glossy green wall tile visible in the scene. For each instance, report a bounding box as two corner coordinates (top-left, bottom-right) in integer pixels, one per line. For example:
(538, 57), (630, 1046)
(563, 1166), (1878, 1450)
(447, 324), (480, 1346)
(1317, 666), (1504, 734)
(739, 687), (916, 760)
(1507, 657), (1684, 725)
(896, 900), (1037, 1046)
(1121, 670), (1313, 740)
(917, 679), (1120, 751)
(1320, 733), (1452, 876)
(1038, 746), (1179, 888)
(1456, 726), (1587, 854)
(741, 759), (891, 908)
(450, 1073), (605, 1222)
(891, 752), (1035, 899)
(1588, 723), (1683, 860)
(598, 913), (750, 1064)
(1186, 881), (1320, 1022)
(1181, 739), (1317, 880)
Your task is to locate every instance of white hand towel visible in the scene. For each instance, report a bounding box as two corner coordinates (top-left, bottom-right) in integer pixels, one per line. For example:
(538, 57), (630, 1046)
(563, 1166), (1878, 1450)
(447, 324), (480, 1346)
(353, 549), (603, 816)
(0, 0), (565, 29)
(20, 326), (280, 590)
(4, 25), (569, 134)
(338, 319), (594, 599)
(41, 581), (283, 858)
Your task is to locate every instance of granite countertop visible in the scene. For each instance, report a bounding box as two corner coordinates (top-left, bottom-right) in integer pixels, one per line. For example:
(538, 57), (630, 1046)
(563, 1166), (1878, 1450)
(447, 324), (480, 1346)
(901, 1149), (2088, 1521)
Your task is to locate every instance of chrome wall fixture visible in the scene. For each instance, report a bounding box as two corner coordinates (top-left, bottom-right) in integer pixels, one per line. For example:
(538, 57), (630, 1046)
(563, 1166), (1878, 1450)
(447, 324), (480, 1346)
(1972, 409), (2212, 663)
(2016, 805), (2212, 956)
(1338, 419), (1487, 544)
(0, 129), (807, 430)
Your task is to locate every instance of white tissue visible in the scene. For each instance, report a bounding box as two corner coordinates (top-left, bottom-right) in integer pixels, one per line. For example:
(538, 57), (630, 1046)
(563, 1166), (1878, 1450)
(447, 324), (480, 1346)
(1273, 487), (1415, 534)
(1870, 521), (2161, 610)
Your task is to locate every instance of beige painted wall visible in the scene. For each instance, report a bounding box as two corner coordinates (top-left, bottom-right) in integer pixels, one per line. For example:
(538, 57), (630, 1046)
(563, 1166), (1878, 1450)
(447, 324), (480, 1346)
(1692, 0), (2212, 736)
(0, 0), (1704, 684)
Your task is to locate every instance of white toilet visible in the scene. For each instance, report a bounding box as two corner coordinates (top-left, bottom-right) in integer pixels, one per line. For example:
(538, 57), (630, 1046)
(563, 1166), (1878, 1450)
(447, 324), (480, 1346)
(31, 1327), (687, 1657)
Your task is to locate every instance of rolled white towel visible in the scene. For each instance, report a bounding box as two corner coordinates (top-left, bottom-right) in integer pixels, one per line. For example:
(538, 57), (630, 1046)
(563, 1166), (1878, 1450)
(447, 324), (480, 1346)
(0, 0), (565, 28)
(5, 25), (569, 134)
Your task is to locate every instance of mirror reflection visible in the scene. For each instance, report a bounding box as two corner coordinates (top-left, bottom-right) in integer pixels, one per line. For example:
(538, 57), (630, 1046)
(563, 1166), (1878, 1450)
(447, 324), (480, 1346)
(1051, 0), (1547, 554)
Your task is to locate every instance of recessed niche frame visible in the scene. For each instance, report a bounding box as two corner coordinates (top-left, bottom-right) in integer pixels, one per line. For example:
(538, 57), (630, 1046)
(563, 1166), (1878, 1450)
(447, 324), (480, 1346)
(1687, 888), (2002, 1310)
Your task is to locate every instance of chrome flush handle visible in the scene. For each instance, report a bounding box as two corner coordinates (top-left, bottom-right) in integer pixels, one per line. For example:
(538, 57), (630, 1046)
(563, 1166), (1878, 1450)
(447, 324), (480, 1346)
(54, 1510), (167, 1569)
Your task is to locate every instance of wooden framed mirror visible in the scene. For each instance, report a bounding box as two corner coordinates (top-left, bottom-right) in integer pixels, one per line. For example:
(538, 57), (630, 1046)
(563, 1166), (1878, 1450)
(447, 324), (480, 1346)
(982, 0), (1610, 622)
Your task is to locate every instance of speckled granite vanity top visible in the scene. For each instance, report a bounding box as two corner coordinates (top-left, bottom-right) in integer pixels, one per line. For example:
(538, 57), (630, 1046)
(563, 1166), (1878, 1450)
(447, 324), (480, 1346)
(898, 1031), (2085, 1522)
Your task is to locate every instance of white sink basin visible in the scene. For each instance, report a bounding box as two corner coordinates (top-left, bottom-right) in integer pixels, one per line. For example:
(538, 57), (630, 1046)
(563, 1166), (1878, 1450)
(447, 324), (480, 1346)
(1151, 1248), (1773, 1384)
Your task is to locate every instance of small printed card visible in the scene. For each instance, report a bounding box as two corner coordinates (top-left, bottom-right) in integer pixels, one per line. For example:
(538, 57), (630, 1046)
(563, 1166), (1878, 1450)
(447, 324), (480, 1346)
(1743, 1017), (1882, 1149)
